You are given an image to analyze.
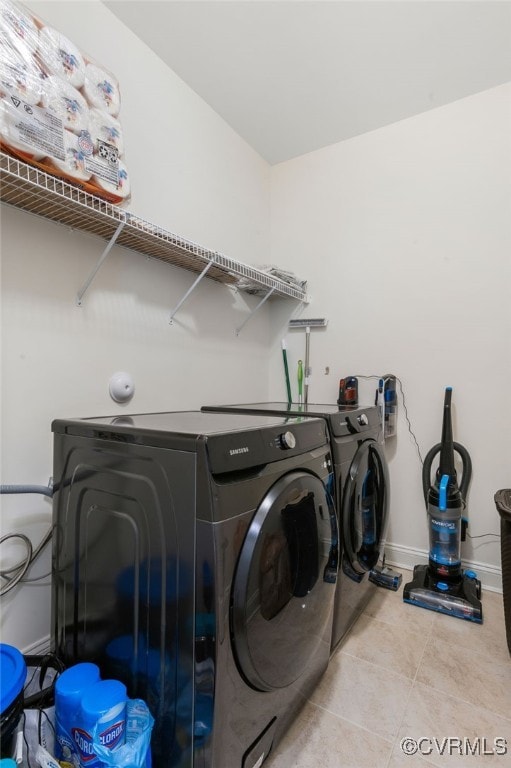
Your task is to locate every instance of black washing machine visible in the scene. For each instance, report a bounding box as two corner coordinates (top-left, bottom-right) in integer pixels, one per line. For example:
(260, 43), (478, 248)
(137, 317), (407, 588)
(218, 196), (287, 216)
(201, 403), (390, 650)
(51, 410), (337, 768)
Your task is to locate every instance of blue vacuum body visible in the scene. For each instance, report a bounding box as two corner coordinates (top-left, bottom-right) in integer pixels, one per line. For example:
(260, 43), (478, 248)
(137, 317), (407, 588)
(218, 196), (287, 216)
(403, 388), (483, 623)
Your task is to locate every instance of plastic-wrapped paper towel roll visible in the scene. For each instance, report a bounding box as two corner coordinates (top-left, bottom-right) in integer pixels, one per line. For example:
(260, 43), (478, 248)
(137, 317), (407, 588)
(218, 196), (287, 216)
(0, 44), (43, 104)
(88, 107), (124, 157)
(37, 26), (86, 88)
(0, 97), (45, 158)
(46, 127), (92, 181)
(92, 158), (130, 200)
(83, 62), (120, 117)
(40, 74), (89, 134)
(0, 0), (39, 55)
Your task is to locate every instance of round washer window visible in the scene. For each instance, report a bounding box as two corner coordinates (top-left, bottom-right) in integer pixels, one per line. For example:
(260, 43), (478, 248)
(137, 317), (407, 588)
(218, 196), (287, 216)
(342, 440), (389, 576)
(230, 471), (337, 692)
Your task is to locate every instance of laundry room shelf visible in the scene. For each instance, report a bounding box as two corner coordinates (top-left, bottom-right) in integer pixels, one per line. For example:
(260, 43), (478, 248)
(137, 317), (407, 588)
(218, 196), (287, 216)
(0, 151), (308, 305)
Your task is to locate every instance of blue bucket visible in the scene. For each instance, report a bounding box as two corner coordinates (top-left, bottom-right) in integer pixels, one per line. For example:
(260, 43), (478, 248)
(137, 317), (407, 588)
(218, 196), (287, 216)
(0, 644), (26, 758)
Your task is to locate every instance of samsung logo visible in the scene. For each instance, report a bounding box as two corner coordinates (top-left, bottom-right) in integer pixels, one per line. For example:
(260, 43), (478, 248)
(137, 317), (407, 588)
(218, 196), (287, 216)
(230, 447), (249, 455)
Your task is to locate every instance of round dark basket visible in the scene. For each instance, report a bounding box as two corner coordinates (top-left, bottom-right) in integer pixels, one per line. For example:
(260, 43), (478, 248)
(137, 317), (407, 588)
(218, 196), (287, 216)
(494, 489), (511, 655)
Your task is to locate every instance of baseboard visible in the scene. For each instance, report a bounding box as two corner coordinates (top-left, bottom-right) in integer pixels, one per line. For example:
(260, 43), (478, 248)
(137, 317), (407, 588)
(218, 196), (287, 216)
(22, 635), (52, 655)
(384, 542), (503, 593)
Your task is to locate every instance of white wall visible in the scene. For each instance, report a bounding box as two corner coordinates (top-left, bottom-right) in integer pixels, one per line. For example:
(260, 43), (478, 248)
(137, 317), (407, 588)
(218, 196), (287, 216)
(270, 83), (511, 588)
(2, 2), (509, 654)
(0, 0), (275, 650)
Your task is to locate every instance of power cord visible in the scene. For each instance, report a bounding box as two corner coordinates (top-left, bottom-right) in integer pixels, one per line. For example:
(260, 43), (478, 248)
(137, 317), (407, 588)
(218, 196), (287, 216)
(395, 375), (424, 465)
(352, 373), (424, 464)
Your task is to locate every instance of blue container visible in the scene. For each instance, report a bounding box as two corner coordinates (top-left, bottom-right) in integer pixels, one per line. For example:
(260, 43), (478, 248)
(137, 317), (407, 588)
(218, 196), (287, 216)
(0, 644), (26, 759)
(105, 634), (145, 687)
(55, 662), (101, 764)
(76, 680), (127, 768)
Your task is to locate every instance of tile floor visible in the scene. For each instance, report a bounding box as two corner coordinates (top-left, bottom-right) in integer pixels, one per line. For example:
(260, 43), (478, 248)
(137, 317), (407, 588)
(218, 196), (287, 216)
(266, 569), (511, 768)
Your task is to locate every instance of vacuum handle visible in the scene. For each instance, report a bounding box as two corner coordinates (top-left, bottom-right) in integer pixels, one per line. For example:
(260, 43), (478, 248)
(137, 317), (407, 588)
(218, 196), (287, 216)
(422, 441), (472, 506)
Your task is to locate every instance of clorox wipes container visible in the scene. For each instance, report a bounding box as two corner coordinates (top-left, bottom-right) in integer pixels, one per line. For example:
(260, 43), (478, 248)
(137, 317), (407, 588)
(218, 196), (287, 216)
(55, 662), (101, 766)
(0, 644), (26, 759)
(75, 680), (127, 768)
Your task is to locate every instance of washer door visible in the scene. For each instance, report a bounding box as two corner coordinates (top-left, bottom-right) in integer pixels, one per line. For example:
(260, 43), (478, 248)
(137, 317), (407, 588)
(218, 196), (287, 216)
(342, 439), (389, 577)
(231, 470), (337, 692)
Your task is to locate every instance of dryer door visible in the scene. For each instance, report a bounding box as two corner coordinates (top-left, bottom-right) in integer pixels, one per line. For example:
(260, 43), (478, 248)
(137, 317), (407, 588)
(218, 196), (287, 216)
(231, 470), (337, 692)
(342, 439), (389, 577)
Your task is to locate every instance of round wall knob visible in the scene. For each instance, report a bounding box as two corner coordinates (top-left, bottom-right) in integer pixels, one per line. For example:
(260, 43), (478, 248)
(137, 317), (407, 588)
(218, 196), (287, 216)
(109, 371), (135, 403)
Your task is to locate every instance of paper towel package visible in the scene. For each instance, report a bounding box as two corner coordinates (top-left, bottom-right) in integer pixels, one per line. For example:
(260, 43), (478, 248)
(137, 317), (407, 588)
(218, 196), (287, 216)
(0, 0), (130, 204)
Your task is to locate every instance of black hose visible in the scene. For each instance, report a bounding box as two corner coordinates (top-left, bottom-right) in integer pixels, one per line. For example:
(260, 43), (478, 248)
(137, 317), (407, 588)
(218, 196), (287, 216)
(422, 441), (472, 506)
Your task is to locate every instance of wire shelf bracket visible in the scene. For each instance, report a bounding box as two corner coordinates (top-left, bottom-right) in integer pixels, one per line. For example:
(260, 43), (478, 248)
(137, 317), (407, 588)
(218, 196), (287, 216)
(76, 221), (126, 306)
(235, 287), (276, 336)
(169, 254), (219, 324)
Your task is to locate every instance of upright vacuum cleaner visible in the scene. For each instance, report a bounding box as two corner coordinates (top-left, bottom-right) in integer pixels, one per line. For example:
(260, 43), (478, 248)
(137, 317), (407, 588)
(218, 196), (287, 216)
(403, 387), (483, 623)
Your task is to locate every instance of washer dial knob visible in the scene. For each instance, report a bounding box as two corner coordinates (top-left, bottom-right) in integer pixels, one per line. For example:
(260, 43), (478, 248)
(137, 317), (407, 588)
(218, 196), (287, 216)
(278, 431), (296, 449)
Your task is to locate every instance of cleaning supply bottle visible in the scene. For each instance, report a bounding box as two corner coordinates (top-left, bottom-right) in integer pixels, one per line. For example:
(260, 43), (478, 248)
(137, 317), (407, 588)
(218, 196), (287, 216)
(337, 377), (358, 406)
(383, 375), (397, 437)
(297, 360), (303, 405)
(55, 663), (101, 766)
(75, 679), (127, 768)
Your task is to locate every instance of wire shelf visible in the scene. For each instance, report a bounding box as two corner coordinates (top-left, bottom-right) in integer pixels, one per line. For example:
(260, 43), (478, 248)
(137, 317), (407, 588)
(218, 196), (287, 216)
(0, 151), (308, 302)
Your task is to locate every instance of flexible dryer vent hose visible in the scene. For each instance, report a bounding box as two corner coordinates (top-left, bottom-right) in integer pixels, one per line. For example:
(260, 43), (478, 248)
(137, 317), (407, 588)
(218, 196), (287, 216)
(0, 484), (53, 497)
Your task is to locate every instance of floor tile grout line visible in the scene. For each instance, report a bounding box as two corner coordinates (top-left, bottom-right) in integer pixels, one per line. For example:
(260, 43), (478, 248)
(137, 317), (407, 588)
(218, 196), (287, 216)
(409, 678), (511, 725)
(320, 593), (437, 768)
(382, 605), (437, 768)
(362, 600), (437, 631)
(307, 699), (395, 746)
(419, 626), (511, 719)
(424, 629), (511, 668)
(336, 647), (419, 684)
(338, 612), (434, 684)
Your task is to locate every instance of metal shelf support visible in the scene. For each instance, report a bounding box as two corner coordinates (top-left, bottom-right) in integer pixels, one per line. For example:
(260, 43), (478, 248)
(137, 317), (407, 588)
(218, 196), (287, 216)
(169, 254), (219, 324)
(235, 287), (276, 336)
(76, 221), (126, 305)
